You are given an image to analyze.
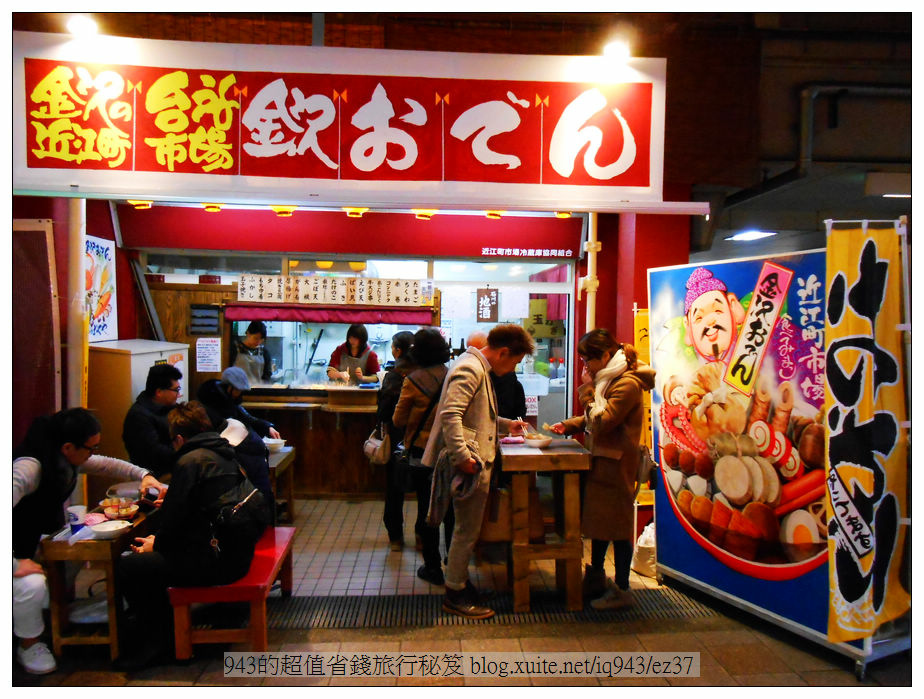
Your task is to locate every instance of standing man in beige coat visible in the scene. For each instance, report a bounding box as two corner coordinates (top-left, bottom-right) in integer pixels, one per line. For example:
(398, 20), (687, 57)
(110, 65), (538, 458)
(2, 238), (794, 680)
(422, 324), (534, 619)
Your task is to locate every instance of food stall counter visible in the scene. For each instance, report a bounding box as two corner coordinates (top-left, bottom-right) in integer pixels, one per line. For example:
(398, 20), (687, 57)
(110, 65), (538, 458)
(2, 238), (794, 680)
(242, 383), (382, 497)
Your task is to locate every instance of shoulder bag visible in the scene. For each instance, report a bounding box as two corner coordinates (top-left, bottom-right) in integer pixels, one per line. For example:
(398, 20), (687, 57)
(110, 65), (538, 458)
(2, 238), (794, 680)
(635, 444), (657, 497)
(393, 369), (443, 490)
(363, 422), (391, 465)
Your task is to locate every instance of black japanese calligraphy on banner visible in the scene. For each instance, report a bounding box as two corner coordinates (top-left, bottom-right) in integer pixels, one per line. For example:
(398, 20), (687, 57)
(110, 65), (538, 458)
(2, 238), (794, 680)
(824, 222), (910, 643)
(725, 262), (793, 395)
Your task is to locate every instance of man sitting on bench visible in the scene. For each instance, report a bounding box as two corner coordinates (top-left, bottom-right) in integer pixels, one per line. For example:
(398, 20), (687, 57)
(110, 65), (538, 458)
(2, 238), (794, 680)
(117, 401), (271, 669)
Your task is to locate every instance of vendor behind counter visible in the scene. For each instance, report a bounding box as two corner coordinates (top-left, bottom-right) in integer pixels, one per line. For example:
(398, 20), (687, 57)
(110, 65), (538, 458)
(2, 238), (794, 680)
(327, 323), (381, 385)
(230, 320), (273, 386)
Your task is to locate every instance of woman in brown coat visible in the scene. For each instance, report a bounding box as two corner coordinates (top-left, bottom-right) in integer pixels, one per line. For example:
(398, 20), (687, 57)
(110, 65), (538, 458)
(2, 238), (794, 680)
(551, 329), (655, 609)
(393, 328), (452, 586)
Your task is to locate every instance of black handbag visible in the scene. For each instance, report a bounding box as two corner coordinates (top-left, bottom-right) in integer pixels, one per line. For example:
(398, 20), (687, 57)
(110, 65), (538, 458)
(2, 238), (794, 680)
(205, 470), (271, 558)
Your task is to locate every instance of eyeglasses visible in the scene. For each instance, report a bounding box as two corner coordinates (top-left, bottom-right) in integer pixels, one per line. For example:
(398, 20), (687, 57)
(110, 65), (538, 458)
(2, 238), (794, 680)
(81, 442), (101, 452)
(164, 386), (182, 393)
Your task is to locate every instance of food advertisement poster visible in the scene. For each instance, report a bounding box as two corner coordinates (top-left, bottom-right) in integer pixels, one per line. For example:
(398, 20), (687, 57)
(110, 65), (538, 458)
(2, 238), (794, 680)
(823, 221), (909, 642)
(85, 235), (118, 342)
(648, 250), (831, 634)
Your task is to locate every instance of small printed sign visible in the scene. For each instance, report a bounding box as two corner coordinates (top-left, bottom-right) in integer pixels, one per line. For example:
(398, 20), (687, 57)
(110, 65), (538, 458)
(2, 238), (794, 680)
(196, 337), (222, 373)
(476, 288), (499, 323)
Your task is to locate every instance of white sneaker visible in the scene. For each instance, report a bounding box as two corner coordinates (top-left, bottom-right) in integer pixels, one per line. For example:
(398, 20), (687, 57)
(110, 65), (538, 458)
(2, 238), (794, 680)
(17, 641), (57, 674)
(590, 585), (634, 610)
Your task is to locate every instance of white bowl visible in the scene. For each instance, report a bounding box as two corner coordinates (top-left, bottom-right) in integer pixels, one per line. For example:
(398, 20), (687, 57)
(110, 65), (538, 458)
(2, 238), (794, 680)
(263, 437), (286, 452)
(92, 520), (131, 539)
(523, 435), (552, 448)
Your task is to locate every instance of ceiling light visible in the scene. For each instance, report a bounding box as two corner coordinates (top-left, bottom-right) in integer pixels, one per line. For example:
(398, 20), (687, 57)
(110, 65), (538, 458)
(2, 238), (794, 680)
(483, 264), (498, 271)
(725, 229), (777, 242)
(289, 261), (300, 268)
(127, 200), (152, 210)
(554, 211), (572, 218)
(348, 261), (367, 272)
(485, 210), (504, 220)
(67, 14), (98, 36)
(603, 39), (631, 63)
(271, 205), (297, 217)
(202, 203), (222, 213)
(508, 265), (524, 276)
(883, 193), (911, 199)
(316, 261), (334, 269)
(413, 209), (437, 220)
(343, 207), (369, 218)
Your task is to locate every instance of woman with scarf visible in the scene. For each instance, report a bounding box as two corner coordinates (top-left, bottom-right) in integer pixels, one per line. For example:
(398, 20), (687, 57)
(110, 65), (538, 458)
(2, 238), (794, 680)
(549, 329), (655, 610)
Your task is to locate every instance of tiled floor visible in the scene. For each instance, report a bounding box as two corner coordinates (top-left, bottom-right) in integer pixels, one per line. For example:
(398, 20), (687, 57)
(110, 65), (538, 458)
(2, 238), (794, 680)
(287, 498), (661, 597)
(12, 497), (911, 687)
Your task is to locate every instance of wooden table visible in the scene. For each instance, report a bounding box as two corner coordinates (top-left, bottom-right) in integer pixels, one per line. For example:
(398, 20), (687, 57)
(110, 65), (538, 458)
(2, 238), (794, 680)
(40, 508), (159, 660)
(500, 441), (591, 612)
(268, 446), (296, 524)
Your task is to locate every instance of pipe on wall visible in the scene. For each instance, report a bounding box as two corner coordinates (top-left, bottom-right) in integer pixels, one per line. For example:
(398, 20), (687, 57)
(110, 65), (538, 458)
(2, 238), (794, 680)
(724, 83), (911, 210)
(580, 211), (601, 331)
(67, 198), (87, 408)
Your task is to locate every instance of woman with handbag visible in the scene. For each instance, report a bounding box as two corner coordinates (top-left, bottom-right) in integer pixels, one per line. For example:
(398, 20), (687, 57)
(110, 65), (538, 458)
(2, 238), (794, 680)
(393, 328), (452, 585)
(549, 329), (655, 610)
(375, 331), (416, 550)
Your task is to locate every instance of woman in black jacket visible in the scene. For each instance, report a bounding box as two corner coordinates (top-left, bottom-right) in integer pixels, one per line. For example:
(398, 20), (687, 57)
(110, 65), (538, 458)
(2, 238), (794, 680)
(117, 401), (269, 668)
(376, 331), (416, 549)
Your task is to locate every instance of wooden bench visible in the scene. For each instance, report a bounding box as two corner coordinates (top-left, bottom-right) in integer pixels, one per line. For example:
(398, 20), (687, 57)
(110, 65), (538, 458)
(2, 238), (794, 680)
(167, 526), (295, 659)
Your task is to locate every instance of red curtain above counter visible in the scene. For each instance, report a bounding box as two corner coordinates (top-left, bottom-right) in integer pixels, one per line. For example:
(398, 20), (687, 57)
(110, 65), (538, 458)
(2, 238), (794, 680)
(225, 303), (435, 326)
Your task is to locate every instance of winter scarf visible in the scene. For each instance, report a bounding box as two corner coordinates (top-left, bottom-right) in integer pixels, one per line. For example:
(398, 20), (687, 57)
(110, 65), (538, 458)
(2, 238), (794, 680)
(588, 349), (628, 419)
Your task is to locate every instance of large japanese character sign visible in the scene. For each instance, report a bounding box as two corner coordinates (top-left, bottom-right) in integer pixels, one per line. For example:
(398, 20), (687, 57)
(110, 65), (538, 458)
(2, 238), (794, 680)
(648, 251), (830, 581)
(823, 222), (909, 643)
(16, 34), (664, 206)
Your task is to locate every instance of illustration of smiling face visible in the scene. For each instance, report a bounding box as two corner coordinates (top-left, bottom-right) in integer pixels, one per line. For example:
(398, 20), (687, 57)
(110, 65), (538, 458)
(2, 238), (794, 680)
(684, 289), (744, 361)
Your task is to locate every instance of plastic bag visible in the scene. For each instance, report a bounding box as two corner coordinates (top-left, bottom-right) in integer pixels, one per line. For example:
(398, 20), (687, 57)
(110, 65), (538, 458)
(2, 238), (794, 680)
(631, 521), (657, 578)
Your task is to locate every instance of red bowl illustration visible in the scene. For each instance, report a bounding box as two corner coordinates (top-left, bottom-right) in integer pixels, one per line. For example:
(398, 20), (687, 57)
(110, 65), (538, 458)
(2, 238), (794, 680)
(661, 462), (826, 581)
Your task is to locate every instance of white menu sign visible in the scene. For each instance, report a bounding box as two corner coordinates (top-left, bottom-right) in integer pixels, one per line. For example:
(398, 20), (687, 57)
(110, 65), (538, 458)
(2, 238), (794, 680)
(238, 275), (426, 306)
(196, 337), (222, 372)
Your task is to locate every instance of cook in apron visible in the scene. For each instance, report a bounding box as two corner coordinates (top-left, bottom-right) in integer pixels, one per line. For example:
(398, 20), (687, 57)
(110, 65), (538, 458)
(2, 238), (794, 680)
(334, 347), (375, 385)
(234, 342), (265, 386)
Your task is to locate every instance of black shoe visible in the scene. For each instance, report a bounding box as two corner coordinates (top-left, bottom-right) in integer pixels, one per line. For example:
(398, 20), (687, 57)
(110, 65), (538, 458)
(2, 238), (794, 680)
(417, 565), (445, 585)
(114, 639), (171, 672)
(582, 564), (607, 601)
(443, 585), (495, 619)
(464, 579), (494, 603)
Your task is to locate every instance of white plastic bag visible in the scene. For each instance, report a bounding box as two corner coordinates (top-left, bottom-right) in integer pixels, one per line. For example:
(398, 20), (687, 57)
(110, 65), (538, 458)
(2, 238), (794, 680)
(631, 522), (657, 578)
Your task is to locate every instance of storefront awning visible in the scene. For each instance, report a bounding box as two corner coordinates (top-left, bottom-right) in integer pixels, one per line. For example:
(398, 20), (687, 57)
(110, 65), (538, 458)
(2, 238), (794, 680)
(224, 303), (435, 326)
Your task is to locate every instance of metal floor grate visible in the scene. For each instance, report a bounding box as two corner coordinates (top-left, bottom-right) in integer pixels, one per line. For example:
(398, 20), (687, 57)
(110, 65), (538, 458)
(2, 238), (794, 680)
(265, 587), (716, 629)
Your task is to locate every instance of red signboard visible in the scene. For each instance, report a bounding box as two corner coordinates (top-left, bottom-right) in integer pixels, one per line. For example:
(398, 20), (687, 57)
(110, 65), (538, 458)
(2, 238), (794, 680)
(15, 33), (668, 211)
(24, 57), (652, 188)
